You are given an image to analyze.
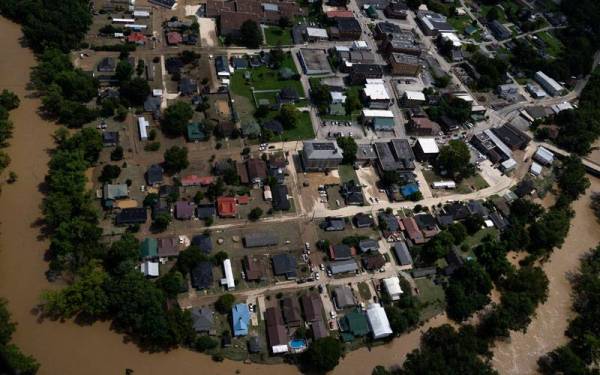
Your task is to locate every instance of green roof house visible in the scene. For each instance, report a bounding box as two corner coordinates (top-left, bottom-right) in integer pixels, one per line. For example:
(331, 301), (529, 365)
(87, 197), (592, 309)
(464, 25), (478, 36)
(187, 123), (206, 142)
(340, 309), (369, 338)
(140, 238), (158, 259)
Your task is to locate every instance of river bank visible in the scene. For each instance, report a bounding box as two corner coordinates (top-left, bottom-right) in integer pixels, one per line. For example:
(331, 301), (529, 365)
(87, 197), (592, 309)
(492, 176), (600, 374)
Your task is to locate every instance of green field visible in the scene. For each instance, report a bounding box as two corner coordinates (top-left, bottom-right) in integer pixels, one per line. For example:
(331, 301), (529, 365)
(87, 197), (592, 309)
(415, 278), (446, 322)
(264, 26), (293, 46)
(536, 31), (564, 57)
(422, 170), (489, 194)
(448, 15), (473, 34)
(263, 109), (315, 141)
(338, 164), (359, 184)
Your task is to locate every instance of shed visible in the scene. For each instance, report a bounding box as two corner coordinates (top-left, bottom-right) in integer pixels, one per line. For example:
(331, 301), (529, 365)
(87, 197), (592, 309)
(140, 261), (159, 277)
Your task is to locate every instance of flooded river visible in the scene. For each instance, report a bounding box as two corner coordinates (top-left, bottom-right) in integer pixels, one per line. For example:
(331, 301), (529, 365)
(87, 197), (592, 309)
(2, 14), (597, 375)
(492, 176), (600, 374)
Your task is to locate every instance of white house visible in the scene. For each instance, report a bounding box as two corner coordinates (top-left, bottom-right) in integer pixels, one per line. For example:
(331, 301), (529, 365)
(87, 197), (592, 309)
(366, 303), (393, 339)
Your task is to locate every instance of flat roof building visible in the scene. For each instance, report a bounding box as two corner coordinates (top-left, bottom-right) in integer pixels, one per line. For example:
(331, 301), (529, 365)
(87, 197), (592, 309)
(366, 303), (393, 339)
(534, 71), (565, 97)
(301, 140), (343, 171)
(298, 49), (332, 75)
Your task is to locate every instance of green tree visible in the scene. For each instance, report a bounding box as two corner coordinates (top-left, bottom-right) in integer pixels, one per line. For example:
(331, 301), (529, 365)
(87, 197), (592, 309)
(336, 136), (358, 164)
(345, 90), (362, 115)
(557, 156), (590, 202)
(437, 140), (472, 179)
(447, 222), (467, 244)
(445, 261), (492, 321)
(161, 102), (194, 137)
(215, 294), (235, 314)
(0, 90), (20, 110)
(163, 146), (189, 173)
(99, 164), (121, 183)
(311, 81), (331, 114)
(111, 145), (124, 161)
(278, 104), (299, 129)
(302, 336), (343, 373)
(120, 77), (151, 106)
(195, 335), (218, 352)
(115, 60), (134, 83)
(239, 20), (262, 48)
(153, 213), (172, 232)
(156, 271), (186, 298)
(248, 207), (263, 221)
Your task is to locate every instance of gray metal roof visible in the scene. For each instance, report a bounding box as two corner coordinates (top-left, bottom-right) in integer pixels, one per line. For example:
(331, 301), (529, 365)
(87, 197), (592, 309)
(303, 140), (344, 161)
(244, 232), (279, 248)
(393, 241), (413, 266)
(329, 259), (358, 274)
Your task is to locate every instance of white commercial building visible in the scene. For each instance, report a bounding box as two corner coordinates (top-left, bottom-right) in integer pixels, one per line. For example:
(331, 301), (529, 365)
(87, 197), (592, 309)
(133, 10), (150, 17)
(404, 90), (426, 102)
(306, 27), (329, 40)
(534, 71), (565, 97)
(362, 109), (394, 118)
(112, 18), (136, 23)
(221, 259), (235, 290)
(137, 117), (149, 140)
(416, 137), (439, 154)
(366, 303), (393, 339)
(440, 32), (462, 48)
(363, 82), (391, 101)
(352, 40), (369, 50)
(382, 277), (403, 301)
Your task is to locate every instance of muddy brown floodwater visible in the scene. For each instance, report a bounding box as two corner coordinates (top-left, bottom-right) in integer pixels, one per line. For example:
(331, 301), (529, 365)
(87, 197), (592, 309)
(492, 176), (600, 375)
(0, 16), (447, 375)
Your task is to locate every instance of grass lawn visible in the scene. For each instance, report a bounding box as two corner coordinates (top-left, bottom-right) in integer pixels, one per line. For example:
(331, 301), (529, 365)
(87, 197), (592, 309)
(461, 227), (499, 251)
(264, 26), (293, 46)
(253, 91), (279, 106)
(415, 278), (446, 322)
(338, 164), (359, 184)
(357, 282), (372, 300)
(263, 109), (315, 141)
(422, 170), (489, 194)
(448, 15), (473, 34)
(536, 30), (564, 57)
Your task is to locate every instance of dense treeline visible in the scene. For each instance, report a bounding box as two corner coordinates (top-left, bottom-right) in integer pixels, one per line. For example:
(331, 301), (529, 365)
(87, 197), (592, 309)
(0, 90), (20, 176)
(538, 244), (600, 374)
(552, 72), (600, 155)
(0, 0), (92, 53)
(0, 299), (39, 374)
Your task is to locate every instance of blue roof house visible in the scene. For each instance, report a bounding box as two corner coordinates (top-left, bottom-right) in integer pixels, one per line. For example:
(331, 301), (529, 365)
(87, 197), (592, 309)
(232, 303), (250, 336)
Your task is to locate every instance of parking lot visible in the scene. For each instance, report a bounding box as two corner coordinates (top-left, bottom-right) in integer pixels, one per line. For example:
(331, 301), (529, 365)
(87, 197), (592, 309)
(316, 118), (366, 140)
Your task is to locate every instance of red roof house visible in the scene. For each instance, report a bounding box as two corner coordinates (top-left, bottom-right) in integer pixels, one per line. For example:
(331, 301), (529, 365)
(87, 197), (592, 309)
(400, 217), (425, 244)
(217, 196), (237, 217)
(181, 175), (215, 186)
(127, 32), (146, 44)
(166, 31), (183, 45)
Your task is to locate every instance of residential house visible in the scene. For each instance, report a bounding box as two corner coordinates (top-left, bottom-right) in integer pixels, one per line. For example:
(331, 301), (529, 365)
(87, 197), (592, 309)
(329, 259), (359, 275)
(340, 181), (364, 205)
(384, 2), (408, 19)
(353, 213), (374, 228)
(416, 10), (454, 36)
(281, 297), (303, 328)
(339, 309), (369, 340)
(97, 57), (116, 72)
(487, 20), (511, 40)
(362, 254), (386, 271)
(333, 285), (356, 309)
(491, 124), (530, 150)
(272, 185), (291, 211)
(152, 200), (170, 220)
(262, 120), (284, 135)
(140, 261), (159, 277)
(414, 213), (440, 238)
(217, 196), (237, 217)
(174, 201), (194, 220)
(246, 158), (268, 184)
(407, 115), (440, 136)
(311, 319), (329, 339)
(243, 255), (265, 281)
(232, 303), (250, 336)
(191, 235), (213, 253)
(277, 88), (300, 106)
(329, 244), (353, 260)
(192, 308), (216, 334)
(272, 253), (297, 279)
(178, 77), (198, 96)
(366, 303), (393, 339)
(401, 217), (425, 244)
(244, 232), (278, 248)
(102, 131), (119, 147)
(321, 217), (345, 231)
(382, 276), (403, 300)
(444, 249), (464, 276)
(157, 237), (179, 258)
(140, 238), (158, 259)
(378, 212), (400, 236)
(115, 207), (147, 225)
(191, 262), (213, 289)
(265, 306), (289, 354)
(196, 204), (216, 220)
(301, 292), (323, 322)
(358, 239), (379, 253)
(146, 164), (163, 186)
(392, 241), (413, 268)
(187, 123), (206, 141)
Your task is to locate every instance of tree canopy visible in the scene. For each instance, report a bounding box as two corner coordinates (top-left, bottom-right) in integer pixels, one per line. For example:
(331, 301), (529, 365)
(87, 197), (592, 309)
(161, 102), (194, 137)
(239, 20), (262, 49)
(336, 136), (358, 165)
(163, 146), (189, 174)
(302, 336), (343, 373)
(436, 140), (473, 180)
